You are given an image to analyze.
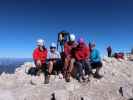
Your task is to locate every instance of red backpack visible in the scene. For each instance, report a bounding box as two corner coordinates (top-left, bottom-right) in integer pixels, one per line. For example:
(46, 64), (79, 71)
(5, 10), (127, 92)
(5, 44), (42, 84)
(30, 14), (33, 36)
(114, 52), (124, 59)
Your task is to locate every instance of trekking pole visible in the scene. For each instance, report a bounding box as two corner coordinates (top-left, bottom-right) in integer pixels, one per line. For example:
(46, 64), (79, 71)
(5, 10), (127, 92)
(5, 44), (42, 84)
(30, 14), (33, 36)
(57, 33), (60, 51)
(51, 93), (56, 100)
(119, 87), (123, 97)
(81, 97), (84, 100)
(57, 41), (59, 51)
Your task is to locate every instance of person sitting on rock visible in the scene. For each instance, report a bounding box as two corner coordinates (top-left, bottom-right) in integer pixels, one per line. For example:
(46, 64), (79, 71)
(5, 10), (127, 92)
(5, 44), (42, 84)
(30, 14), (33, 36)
(75, 38), (91, 82)
(90, 42), (103, 79)
(64, 34), (77, 82)
(33, 39), (49, 84)
(47, 42), (63, 77)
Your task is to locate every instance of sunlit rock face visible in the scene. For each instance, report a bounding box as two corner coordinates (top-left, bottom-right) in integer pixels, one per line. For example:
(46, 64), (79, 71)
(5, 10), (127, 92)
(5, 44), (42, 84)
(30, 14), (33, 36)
(0, 58), (133, 100)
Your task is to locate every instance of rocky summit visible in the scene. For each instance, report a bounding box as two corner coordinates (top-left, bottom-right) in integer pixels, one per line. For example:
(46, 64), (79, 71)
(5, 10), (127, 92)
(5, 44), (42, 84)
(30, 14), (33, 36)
(0, 57), (133, 100)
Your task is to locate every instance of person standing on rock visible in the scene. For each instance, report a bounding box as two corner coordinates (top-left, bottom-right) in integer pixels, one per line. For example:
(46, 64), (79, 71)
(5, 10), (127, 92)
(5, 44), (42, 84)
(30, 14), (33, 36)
(107, 46), (112, 57)
(90, 42), (103, 79)
(64, 34), (77, 82)
(33, 39), (49, 84)
(47, 42), (63, 77)
(75, 38), (91, 82)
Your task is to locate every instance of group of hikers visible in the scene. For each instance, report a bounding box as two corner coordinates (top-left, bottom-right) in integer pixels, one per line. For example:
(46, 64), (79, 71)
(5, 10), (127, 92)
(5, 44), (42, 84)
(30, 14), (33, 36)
(31, 33), (103, 84)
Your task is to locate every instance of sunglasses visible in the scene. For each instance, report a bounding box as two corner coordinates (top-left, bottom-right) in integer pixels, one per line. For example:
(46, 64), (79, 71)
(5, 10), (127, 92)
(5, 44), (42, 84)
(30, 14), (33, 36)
(50, 47), (56, 49)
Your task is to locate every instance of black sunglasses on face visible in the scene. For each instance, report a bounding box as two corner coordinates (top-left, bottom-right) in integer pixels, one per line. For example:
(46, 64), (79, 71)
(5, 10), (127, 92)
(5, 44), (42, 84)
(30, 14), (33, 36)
(50, 47), (56, 49)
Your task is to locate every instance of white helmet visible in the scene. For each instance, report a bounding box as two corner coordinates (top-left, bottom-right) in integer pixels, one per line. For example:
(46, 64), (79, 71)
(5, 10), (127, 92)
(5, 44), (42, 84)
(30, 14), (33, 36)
(50, 42), (56, 48)
(36, 39), (44, 46)
(69, 34), (76, 41)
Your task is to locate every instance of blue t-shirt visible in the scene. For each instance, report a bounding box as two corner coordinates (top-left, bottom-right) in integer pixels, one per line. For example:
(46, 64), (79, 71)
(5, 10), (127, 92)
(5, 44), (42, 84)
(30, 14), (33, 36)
(90, 48), (101, 62)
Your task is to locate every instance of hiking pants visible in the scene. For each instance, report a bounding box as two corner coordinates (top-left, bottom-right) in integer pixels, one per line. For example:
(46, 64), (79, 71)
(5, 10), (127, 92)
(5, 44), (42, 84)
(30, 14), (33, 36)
(76, 60), (91, 77)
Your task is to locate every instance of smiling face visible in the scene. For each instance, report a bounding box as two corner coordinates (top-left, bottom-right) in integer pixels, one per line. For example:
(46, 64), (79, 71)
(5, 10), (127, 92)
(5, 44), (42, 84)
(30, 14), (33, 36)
(38, 45), (44, 51)
(50, 47), (56, 53)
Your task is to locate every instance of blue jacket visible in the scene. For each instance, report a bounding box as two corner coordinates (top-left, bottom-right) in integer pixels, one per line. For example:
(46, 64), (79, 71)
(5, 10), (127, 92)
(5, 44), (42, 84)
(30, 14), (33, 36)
(90, 48), (101, 62)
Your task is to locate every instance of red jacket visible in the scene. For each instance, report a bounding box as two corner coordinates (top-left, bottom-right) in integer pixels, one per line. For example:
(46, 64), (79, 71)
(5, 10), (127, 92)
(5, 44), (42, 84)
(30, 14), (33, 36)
(75, 43), (90, 61)
(64, 42), (77, 57)
(33, 48), (48, 64)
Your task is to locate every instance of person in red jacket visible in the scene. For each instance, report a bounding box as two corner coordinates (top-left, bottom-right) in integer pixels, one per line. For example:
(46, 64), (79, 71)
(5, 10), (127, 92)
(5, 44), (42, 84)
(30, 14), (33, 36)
(33, 39), (49, 84)
(75, 38), (91, 82)
(64, 34), (77, 82)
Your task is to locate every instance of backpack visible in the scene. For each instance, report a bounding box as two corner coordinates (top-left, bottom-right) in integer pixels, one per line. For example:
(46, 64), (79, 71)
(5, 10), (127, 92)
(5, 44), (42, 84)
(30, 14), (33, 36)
(114, 52), (124, 59)
(57, 31), (70, 52)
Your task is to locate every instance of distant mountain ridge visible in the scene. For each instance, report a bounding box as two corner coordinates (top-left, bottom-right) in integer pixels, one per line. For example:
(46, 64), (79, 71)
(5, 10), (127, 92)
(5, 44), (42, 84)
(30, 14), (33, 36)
(0, 58), (33, 74)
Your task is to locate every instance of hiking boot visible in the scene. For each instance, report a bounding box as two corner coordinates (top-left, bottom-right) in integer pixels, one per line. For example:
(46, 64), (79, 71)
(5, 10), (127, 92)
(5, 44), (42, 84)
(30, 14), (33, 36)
(87, 78), (90, 82)
(82, 76), (86, 82)
(66, 77), (70, 82)
(78, 76), (83, 83)
(36, 70), (42, 76)
(59, 73), (63, 79)
(44, 75), (50, 84)
(82, 75), (90, 82)
(94, 73), (103, 79)
(65, 72), (71, 82)
(53, 71), (57, 75)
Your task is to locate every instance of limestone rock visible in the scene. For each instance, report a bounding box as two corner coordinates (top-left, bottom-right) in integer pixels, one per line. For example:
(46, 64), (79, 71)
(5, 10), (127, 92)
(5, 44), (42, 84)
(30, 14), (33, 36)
(0, 58), (133, 100)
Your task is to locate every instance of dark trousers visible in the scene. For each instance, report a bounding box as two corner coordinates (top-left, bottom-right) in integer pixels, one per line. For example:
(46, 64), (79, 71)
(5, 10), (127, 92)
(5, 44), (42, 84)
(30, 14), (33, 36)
(91, 61), (102, 69)
(108, 51), (112, 57)
(76, 60), (91, 77)
(50, 59), (63, 74)
(28, 63), (48, 76)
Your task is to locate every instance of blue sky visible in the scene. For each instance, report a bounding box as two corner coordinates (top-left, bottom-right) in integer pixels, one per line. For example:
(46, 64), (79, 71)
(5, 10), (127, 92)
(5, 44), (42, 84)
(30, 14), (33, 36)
(0, 0), (133, 58)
